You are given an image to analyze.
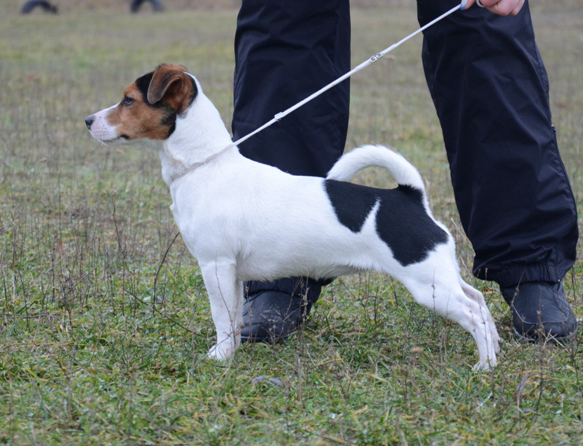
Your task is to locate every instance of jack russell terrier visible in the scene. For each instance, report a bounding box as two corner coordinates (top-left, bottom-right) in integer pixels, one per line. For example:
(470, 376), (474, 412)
(85, 64), (500, 370)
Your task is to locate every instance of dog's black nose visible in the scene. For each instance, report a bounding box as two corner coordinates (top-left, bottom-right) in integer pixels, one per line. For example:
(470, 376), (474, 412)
(85, 115), (94, 130)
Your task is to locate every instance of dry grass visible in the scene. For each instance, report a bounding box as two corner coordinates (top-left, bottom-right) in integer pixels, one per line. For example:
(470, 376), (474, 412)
(0, 3), (582, 444)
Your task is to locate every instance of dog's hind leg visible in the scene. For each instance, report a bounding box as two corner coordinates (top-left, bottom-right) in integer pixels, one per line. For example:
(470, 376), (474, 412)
(400, 271), (499, 370)
(459, 279), (501, 350)
(200, 260), (243, 360)
(459, 278), (487, 306)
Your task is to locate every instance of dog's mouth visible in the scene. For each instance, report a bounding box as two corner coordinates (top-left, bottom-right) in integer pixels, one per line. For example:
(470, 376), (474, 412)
(99, 134), (130, 145)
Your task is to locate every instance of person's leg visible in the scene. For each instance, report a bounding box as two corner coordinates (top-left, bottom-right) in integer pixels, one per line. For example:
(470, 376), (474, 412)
(233, 0), (351, 341)
(417, 0), (578, 339)
(20, 0), (58, 14)
(130, 0), (144, 13)
(149, 0), (164, 12)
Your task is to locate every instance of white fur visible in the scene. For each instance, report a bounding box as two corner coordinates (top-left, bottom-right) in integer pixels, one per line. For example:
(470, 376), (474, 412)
(87, 74), (500, 370)
(87, 104), (120, 144)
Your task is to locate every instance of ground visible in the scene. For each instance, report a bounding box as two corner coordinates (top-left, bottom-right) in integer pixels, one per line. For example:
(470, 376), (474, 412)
(1, 1), (582, 444)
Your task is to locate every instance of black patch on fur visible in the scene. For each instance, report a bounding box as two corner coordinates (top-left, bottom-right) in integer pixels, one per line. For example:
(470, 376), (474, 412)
(324, 180), (449, 266)
(134, 71), (199, 139)
(324, 180), (378, 232)
(135, 72), (155, 103)
(185, 75), (198, 108)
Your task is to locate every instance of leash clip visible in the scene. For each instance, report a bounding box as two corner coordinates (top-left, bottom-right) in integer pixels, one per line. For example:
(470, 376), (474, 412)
(369, 53), (383, 63)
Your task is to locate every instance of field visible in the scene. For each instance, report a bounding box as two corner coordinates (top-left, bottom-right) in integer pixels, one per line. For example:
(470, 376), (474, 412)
(1, 1), (582, 444)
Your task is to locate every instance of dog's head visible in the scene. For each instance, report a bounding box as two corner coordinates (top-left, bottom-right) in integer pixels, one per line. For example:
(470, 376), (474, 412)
(85, 64), (198, 144)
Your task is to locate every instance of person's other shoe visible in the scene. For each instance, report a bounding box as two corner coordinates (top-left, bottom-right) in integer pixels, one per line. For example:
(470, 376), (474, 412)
(240, 278), (325, 343)
(501, 281), (577, 341)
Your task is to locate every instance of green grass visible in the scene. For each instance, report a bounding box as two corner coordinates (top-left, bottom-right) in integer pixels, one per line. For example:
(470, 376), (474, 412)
(1, 3), (582, 444)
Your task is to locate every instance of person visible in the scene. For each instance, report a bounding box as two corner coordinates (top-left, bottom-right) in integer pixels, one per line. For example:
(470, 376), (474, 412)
(231, 0), (578, 344)
(20, 0), (58, 14)
(130, 0), (163, 13)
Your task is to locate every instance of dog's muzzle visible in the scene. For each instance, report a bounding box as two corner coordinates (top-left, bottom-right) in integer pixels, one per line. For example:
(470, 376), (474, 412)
(85, 115), (95, 130)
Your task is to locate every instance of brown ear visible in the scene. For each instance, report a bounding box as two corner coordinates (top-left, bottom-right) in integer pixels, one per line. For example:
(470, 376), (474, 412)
(147, 64), (192, 112)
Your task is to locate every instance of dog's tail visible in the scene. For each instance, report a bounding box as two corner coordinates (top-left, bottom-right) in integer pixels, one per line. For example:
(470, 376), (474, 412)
(327, 145), (425, 191)
(327, 144), (432, 214)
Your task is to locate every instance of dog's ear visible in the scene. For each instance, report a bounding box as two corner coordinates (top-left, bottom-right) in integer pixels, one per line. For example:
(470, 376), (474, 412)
(147, 64), (194, 113)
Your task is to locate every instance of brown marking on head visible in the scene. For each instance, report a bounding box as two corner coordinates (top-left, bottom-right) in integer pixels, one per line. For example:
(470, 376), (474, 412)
(105, 64), (197, 141)
(147, 64), (195, 112)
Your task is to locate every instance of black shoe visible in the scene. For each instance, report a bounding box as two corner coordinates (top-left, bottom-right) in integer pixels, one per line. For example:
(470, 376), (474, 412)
(501, 281), (578, 341)
(240, 278), (326, 343)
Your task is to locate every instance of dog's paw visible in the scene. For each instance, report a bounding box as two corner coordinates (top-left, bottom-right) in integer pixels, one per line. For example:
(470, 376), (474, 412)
(207, 342), (236, 361)
(472, 357), (497, 372)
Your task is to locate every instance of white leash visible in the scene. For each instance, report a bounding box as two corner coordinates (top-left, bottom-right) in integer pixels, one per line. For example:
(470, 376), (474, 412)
(230, 3), (462, 148)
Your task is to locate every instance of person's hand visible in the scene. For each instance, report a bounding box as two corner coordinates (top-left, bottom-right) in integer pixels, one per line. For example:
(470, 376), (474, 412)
(461, 0), (525, 16)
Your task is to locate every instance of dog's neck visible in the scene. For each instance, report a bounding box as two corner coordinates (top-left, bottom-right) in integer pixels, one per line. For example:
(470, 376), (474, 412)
(159, 84), (235, 185)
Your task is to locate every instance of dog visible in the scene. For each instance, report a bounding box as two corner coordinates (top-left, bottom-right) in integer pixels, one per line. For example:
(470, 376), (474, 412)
(85, 64), (500, 370)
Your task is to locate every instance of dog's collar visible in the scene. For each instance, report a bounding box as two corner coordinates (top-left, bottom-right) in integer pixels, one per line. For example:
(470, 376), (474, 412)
(168, 142), (237, 184)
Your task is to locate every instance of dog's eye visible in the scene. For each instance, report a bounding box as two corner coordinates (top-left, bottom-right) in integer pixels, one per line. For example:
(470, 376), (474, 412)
(123, 96), (134, 106)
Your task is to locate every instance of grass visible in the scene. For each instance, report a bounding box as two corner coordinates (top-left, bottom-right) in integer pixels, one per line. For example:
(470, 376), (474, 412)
(1, 2), (582, 444)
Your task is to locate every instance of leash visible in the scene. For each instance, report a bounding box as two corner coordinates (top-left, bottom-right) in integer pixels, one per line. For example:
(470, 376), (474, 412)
(230, 3), (462, 148)
(182, 2), (462, 175)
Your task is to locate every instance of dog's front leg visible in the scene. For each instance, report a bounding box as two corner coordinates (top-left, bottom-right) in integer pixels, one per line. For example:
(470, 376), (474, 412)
(200, 260), (243, 360)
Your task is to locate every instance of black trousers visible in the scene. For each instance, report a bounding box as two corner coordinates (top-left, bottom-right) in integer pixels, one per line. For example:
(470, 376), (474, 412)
(232, 0), (578, 289)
